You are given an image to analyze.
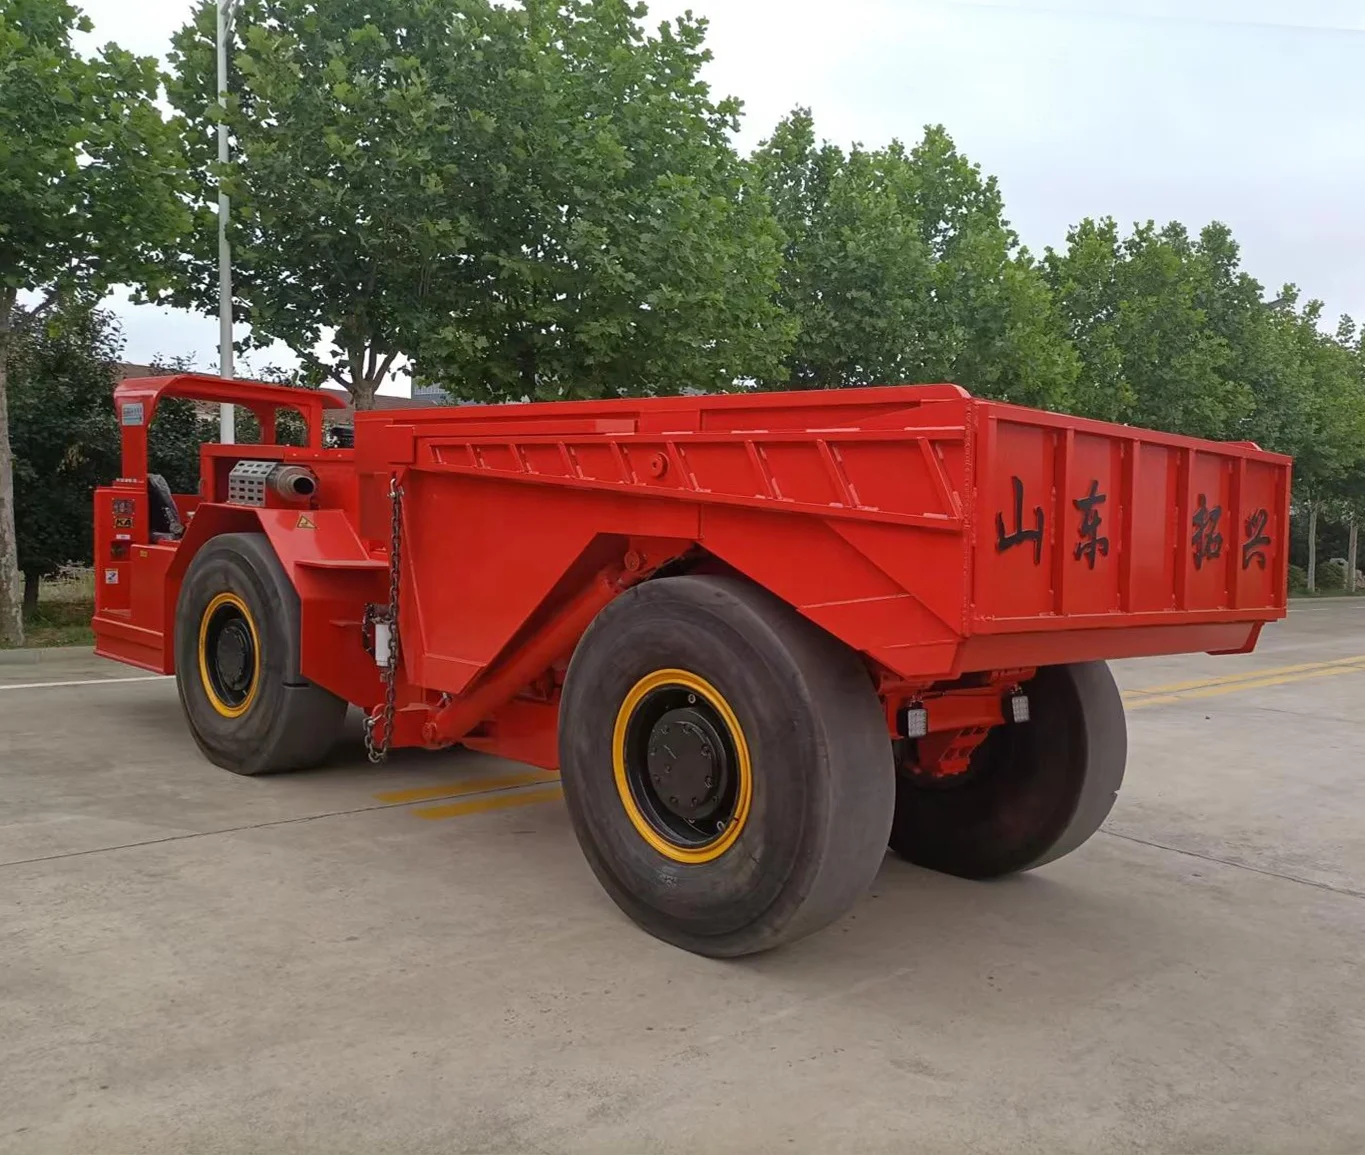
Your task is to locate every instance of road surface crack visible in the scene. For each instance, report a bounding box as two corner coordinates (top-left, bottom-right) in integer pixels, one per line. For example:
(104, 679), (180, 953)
(1101, 828), (1365, 901)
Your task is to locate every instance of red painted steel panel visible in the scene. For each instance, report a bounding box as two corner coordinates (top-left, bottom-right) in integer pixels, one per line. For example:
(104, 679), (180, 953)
(968, 401), (1289, 641)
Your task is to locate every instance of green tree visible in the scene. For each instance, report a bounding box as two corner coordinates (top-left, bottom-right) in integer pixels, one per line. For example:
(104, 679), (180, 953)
(1043, 218), (1251, 437)
(751, 109), (1076, 407)
(166, 0), (789, 407)
(0, 0), (190, 644)
(7, 305), (120, 612)
(7, 315), (219, 615)
(1277, 303), (1365, 590)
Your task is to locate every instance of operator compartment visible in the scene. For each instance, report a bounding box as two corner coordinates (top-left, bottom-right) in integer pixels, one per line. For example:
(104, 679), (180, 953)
(92, 374), (350, 673)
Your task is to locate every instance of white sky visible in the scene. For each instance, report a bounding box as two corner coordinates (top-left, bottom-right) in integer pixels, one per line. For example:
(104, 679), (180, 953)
(76, 0), (1365, 391)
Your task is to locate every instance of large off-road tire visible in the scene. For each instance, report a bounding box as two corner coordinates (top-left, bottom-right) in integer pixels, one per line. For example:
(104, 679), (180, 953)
(174, 532), (347, 775)
(888, 661), (1126, 878)
(559, 575), (895, 957)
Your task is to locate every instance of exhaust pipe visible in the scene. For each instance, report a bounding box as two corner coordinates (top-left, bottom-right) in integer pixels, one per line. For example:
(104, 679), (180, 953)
(269, 464), (318, 500)
(226, 459), (321, 505)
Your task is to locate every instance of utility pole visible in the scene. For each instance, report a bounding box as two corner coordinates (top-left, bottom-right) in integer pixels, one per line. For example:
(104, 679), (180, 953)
(216, 0), (239, 443)
(1349, 516), (1359, 595)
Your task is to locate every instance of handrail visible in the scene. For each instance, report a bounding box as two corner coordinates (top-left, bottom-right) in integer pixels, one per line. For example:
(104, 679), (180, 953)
(112, 373), (347, 478)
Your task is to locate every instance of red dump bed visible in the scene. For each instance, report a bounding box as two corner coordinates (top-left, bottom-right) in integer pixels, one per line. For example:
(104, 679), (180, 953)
(349, 383), (1290, 688)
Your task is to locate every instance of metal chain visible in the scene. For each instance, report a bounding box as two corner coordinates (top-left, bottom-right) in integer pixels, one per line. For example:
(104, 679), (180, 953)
(364, 476), (404, 763)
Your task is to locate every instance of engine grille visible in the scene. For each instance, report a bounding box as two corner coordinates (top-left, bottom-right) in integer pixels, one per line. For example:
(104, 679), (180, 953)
(226, 459), (277, 506)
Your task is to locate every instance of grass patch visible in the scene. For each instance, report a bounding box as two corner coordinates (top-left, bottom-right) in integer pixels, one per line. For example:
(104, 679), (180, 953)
(21, 597), (95, 648)
(2, 568), (97, 649)
(40, 569), (96, 603)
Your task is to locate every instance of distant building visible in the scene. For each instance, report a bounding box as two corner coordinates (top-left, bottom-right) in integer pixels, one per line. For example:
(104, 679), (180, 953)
(117, 362), (160, 380)
(410, 381), (451, 404)
(318, 386), (449, 426)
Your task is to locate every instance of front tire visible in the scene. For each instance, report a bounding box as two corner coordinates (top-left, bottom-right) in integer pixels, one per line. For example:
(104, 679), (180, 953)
(174, 532), (347, 775)
(558, 575), (895, 958)
(888, 661), (1127, 878)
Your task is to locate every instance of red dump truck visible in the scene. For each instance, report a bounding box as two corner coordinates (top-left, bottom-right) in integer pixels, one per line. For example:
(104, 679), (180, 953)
(95, 374), (1291, 955)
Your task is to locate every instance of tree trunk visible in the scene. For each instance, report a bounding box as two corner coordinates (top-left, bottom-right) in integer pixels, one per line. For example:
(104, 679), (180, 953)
(1349, 518), (1359, 595)
(518, 343), (537, 400)
(0, 287), (25, 646)
(343, 340), (398, 412)
(23, 570), (39, 615)
(349, 378), (378, 411)
(1307, 502), (1319, 593)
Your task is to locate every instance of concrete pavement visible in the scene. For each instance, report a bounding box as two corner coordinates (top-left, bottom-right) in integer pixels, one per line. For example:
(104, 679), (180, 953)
(2, 601), (1364, 1153)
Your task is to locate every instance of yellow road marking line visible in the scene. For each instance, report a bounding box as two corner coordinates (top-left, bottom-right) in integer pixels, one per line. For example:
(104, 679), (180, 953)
(1127, 660), (1365, 709)
(373, 769), (558, 805)
(1123, 653), (1365, 698)
(414, 784), (564, 820)
(379, 653), (1365, 821)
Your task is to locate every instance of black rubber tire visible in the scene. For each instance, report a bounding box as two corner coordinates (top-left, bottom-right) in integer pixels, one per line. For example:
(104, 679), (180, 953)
(887, 661), (1126, 878)
(559, 575), (895, 957)
(174, 532), (347, 775)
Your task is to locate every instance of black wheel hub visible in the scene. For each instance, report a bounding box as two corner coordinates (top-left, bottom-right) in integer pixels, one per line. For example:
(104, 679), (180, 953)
(622, 685), (742, 848)
(646, 707), (730, 822)
(206, 606), (256, 706)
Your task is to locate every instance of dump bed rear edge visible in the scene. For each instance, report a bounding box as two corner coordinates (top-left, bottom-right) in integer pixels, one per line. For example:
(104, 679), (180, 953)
(966, 399), (1292, 640)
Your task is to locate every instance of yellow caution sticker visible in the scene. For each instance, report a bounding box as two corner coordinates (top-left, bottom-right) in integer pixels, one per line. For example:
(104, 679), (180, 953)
(296, 514), (316, 529)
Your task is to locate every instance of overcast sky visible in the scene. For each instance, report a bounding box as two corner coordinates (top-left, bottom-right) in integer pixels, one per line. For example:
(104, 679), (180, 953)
(75, 0), (1365, 391)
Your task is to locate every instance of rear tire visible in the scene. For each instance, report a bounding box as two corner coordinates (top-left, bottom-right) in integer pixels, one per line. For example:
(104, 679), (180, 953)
(888, 661), (1126, 878)
(559, 575), (895, 957)
(174, 532), (347, 775)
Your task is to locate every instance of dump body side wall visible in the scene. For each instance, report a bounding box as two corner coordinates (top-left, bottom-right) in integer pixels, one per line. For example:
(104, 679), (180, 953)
(361, 392), (979, 692)
(970, 402), (1291, 637)
(355, 388), (1291, 695)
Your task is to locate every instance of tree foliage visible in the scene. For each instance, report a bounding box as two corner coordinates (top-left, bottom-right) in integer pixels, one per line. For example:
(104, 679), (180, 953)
(6, 305), (120, 607)
(0, 0), (190, 643)
(1043, 219), (1241, 435)
(6, 314), (213, 608)
(751, 109), (1077, 408)
(166, 0), (790, 406)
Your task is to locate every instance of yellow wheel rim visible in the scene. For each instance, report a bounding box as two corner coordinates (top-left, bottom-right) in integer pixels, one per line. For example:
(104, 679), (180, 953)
(612, 669), (753, 864)
(197, 592), (261, 719)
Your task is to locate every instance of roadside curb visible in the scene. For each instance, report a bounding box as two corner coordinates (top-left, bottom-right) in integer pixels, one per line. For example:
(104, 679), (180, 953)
(0, 644), (96, 666)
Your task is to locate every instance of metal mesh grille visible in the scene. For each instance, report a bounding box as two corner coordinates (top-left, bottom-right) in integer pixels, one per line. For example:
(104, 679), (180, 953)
(227, 459), (276, 506)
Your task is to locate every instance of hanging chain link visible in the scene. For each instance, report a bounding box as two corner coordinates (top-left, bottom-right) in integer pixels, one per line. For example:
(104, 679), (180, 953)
(364, 476), (404, 763)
